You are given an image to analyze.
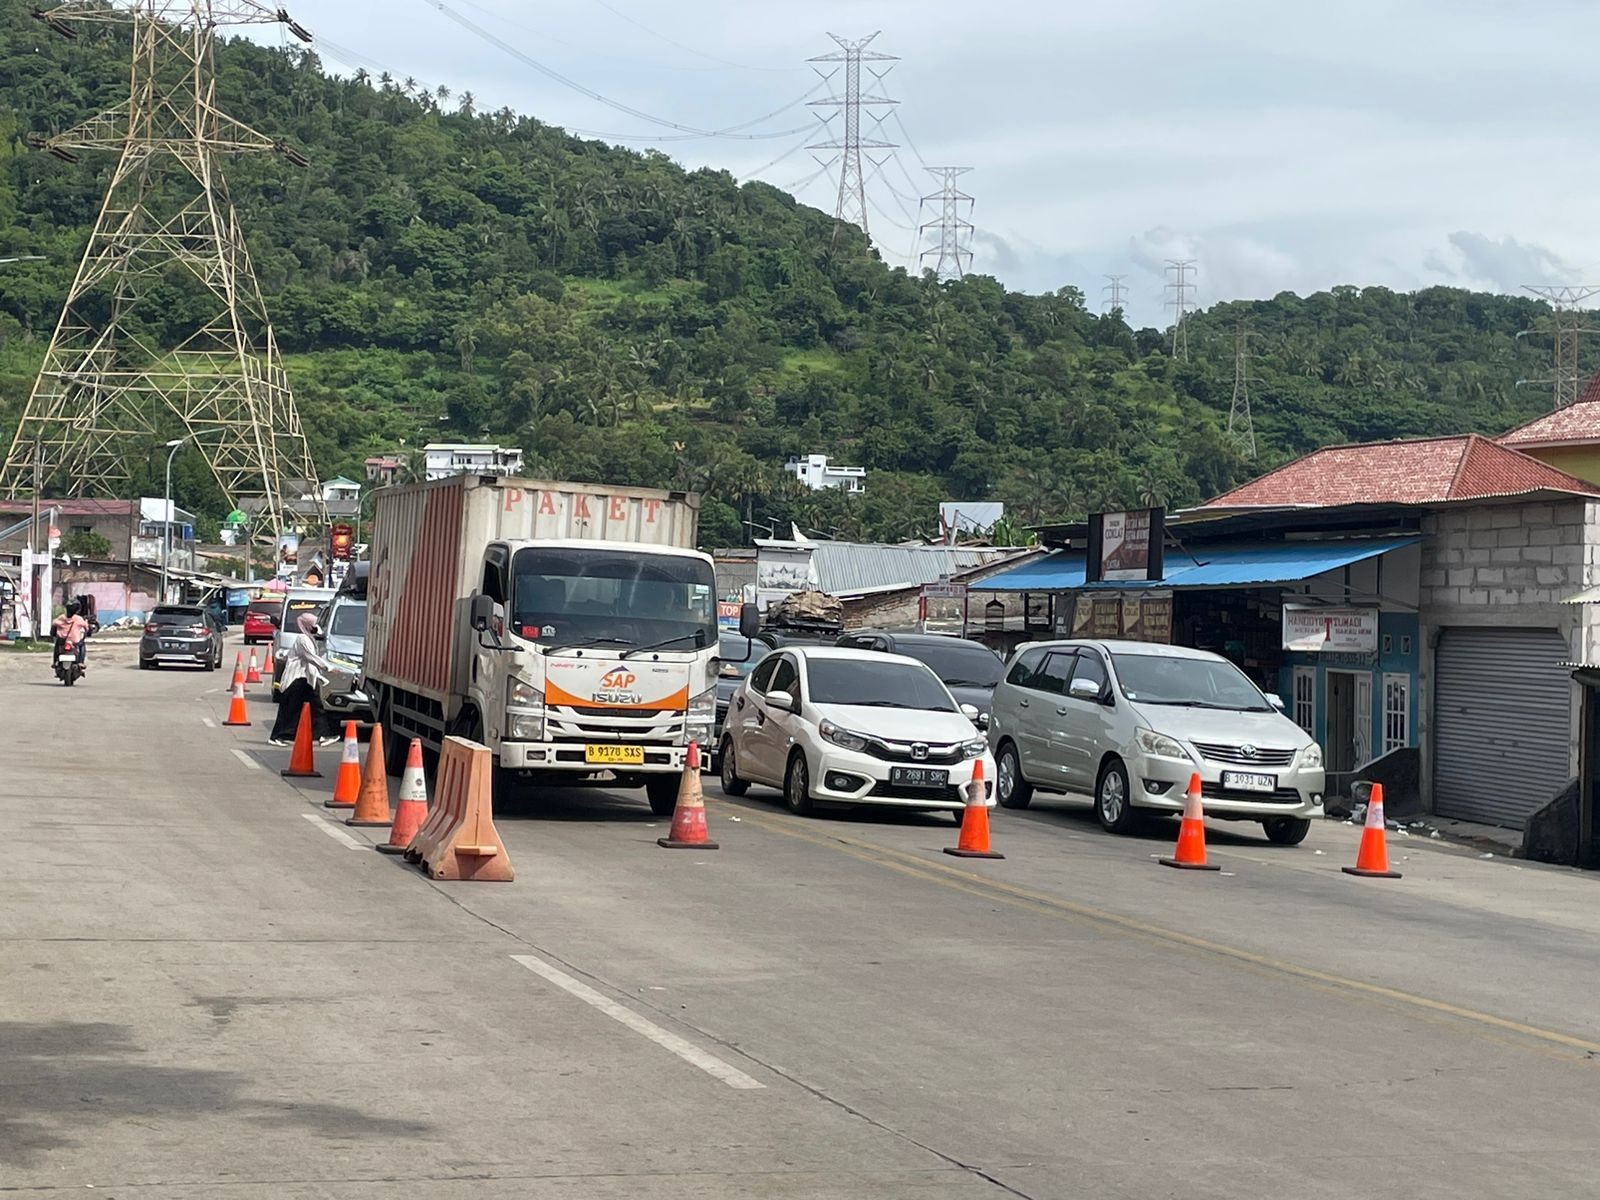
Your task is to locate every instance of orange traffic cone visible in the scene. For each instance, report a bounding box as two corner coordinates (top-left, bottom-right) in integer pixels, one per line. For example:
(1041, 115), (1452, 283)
(945, 759), (1004, 859)
(657, 742), (719, 849)
(1160, 774), (1220, 871)
(379, 738), (429, 855)
(260, 650), (273, 680)
(222, 663), (250, 726)
(233, 652), (246, 689)
(280, 703), (322, 777)
(1343, 782), (1402, 878)
(346, 724), (394, 827)
(325, 721), (362, 809)
(245, 648), (262, 684)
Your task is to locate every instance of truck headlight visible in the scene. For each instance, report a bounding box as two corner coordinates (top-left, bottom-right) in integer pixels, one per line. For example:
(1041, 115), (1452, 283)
(506, 678), (545, 741)
(1300, 742), (1324, 769)
(686, 688), (716, 740)
(1134, 728), (1191, 761)
(819, 720), (869, 752)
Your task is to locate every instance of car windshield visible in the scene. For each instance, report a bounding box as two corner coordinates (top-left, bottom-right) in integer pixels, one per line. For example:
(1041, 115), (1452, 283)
(150, 608), (203, 625)
(247, 600), (279, 616)
(327, 601), (367, 638)
(1110, 652), (1273, 711)
(806, 658), (957, 712)
(896, 641), (1004, 688)
(718, 635), (762, 676)
(511, 547), (716, 652)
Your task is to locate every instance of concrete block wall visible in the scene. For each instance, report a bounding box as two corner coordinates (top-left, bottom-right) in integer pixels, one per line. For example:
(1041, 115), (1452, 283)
(1417, 498), (1600, 812)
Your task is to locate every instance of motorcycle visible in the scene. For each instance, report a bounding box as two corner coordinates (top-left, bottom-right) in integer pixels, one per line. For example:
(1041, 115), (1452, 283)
(53, 637), (84, 686)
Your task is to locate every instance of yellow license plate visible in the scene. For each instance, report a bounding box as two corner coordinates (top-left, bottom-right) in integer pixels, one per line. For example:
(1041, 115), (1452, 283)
(585, 744), (645, 765)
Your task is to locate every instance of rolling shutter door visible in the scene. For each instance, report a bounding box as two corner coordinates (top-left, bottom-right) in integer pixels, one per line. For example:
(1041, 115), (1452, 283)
(1433, 627), (1571, 829)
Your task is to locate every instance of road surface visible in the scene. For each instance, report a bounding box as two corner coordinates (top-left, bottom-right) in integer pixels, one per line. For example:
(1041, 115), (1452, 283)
(3, 636), (1598, 1198)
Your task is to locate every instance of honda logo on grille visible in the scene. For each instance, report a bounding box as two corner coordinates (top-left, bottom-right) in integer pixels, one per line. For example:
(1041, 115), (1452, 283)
(911, 743), (929, 760)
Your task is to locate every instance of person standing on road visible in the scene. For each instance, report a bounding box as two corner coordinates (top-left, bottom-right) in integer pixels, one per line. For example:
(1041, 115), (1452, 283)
(269, 611), (338, 746)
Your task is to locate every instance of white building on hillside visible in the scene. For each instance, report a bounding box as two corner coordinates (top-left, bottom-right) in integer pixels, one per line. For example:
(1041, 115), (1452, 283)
(784, 453), (865, 494)
(424, 443), (525, 481)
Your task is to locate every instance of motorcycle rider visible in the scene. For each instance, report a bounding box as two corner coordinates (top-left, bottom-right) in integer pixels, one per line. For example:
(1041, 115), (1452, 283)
(52, 600), (90, 670)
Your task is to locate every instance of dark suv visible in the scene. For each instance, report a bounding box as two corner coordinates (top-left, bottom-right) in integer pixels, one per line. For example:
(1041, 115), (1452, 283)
(834, 629), (1005, 718)
(139, 604), (226, 671)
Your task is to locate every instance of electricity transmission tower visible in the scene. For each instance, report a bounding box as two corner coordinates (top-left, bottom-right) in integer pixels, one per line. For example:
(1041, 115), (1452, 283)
(808, 32), (898, 249)
(1228, 322), (1257, 459)
(1521, 285), (1600, 410)
(917, 167), (974, 281)
(1103, 275), (1129, 314)
(0, 0), (326, 545)
(1165, 260), (1197, 361)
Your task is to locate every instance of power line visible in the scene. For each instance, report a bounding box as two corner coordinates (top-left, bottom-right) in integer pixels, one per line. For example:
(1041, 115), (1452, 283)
(1165, 259), (1197, 361)
(1103, 274), (1129, 313)
(807, 31), (898, 249)
(417, 0), (821, 139)
(917, 167), (974, 282)
(1229, 320), (1257, 459)
(890, 110), (930, 170)
(580, 0), (800, 73)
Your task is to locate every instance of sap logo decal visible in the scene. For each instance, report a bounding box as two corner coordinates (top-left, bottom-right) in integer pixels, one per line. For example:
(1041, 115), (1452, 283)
(594, 667), (642, 706)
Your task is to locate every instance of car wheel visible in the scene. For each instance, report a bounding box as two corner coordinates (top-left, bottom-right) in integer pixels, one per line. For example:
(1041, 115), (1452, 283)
(719, 738), (749, 796)
(1263, 816), (1312, 846)
(645, 775), (679, 816)
(784, 751), (815, 817)
(1094, 758), (1138, 834)
(138, 659), (151, 671)
(995, 741), (1033, 809)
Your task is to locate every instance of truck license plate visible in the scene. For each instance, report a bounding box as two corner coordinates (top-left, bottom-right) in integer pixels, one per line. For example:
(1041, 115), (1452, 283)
(1221, 771), (1276, 793)
(890, 766), (948, 789)
(586, 744), (645, 765)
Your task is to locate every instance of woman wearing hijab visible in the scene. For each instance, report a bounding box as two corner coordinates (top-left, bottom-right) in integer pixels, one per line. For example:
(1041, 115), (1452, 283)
(269, 611), (339, 746)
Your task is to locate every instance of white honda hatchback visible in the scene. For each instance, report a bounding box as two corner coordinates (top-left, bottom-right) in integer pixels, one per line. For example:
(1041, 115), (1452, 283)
(718, 645), (996, 818)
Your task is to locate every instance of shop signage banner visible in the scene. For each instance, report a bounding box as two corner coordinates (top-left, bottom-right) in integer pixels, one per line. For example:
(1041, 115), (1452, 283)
(1100, 509), (1151, 581)
(1282, 605), (1378, 653)
(716, 601), (742, 629)
(1068, 591), (1172, 644)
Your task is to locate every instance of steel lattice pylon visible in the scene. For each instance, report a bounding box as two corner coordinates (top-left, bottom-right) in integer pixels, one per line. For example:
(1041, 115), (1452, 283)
(807, 32), (898, 250)
(0, 1), (325, 543)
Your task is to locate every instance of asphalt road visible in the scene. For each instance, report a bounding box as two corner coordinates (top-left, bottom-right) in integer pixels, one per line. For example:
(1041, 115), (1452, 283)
(5, 636), (1600, 1198)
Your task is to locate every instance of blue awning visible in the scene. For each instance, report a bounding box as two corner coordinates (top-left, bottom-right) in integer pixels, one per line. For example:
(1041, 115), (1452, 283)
(972, 536), (1421, 592)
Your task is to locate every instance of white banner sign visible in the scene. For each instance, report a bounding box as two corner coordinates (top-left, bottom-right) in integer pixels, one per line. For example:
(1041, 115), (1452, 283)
(1282, 605), (1379, 653)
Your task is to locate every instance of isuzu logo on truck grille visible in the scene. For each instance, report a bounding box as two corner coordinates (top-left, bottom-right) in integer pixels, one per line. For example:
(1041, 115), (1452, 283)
(593, 667), (641, 706)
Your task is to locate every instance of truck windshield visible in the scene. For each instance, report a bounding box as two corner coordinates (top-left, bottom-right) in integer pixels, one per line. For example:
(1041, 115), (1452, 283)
(511, 547), (716, 652)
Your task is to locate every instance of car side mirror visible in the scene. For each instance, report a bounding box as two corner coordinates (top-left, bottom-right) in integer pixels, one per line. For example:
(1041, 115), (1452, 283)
(1266, 693), (1286, 711)
(960, 702), (980, 722)
(976, 712), (991, 731)
(469, 592), (495, 633)
(766, 688), (799, 714)
(739, 602), (760, 639)
(1069, 677), (1101, 701)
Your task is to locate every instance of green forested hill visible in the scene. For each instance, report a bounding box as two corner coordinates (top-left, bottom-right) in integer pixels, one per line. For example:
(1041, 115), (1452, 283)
(0, 3), (1572, 544)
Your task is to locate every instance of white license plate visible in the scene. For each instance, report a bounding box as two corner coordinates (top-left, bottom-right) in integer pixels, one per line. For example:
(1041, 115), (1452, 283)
(1221, 771), (1276, 793)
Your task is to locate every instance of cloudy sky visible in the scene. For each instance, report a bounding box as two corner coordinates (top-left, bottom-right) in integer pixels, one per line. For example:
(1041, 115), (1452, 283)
(260, 0), (1598, 326)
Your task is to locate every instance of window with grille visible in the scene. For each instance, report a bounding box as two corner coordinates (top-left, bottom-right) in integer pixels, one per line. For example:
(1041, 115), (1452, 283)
(1292, 667), (1315, 735)
(1382, 673), (1410, 754)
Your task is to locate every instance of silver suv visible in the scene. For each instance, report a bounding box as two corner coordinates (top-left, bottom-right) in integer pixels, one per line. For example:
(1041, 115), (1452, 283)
(987, 639), (1325, 845)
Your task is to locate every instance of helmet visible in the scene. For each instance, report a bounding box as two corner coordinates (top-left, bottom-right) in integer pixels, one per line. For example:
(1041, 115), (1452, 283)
(65, 600), (81, 616)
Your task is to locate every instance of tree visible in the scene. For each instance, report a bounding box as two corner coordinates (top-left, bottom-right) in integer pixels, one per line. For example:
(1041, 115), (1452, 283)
(58, 530), (112, 559)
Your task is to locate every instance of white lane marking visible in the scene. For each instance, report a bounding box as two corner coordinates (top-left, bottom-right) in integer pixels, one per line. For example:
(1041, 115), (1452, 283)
(510, 954), (764, 1090)
(201, 716), (216, 728)
(299, 812), (366, 849)
(230, 748), (260, 770)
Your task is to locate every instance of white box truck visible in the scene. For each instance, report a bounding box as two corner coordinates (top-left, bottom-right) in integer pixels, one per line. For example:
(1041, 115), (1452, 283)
(363, 475), (754, 814)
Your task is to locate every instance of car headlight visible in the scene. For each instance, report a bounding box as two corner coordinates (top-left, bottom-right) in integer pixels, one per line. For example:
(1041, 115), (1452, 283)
(1300, 742), (1324, 768)
(506, 677), (546, 741)
(686, 688), (716, 741)
(960, 738), (986, 760)
(819, 719), (869, 752)
(1134, 728), (1191, 760)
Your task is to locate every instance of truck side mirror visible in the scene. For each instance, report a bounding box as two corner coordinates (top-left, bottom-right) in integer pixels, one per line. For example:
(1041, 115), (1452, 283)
(470, 592), (495, 633)
(739, 602), (759, 639)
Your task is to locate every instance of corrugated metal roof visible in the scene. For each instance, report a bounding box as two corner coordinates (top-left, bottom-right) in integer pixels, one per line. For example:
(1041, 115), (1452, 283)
(759, 540), (1021, 596)
(974, 536), (1420, 592)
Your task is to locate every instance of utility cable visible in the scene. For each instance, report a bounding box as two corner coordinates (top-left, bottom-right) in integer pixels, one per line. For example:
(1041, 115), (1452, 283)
(891, 110), (930, 170)
(580, 0), (800, 73)
(417, 0), (820, 139)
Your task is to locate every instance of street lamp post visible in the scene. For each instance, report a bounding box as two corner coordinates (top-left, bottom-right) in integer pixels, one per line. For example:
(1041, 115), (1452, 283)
(160, 438), (185, 604)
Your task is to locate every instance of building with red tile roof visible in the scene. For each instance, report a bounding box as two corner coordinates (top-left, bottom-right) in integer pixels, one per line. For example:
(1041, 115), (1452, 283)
(1198, 433), (1600, 511)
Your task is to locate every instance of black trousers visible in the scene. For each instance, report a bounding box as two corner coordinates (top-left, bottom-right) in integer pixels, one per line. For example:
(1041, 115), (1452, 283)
(271, 678), (330, 741)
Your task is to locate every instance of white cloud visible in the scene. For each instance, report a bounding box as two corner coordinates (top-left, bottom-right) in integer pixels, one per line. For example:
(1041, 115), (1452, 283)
(1438, 233), (1575, 294)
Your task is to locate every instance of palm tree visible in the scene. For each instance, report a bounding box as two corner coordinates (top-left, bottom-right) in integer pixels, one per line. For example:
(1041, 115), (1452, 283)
(436, 84), (451, 105)
(458, 90), (476, 117)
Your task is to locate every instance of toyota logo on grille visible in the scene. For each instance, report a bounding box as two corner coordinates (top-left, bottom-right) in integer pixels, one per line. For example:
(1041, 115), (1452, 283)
(1240, 744), (1258, 760)
(911, 743), (930, 760)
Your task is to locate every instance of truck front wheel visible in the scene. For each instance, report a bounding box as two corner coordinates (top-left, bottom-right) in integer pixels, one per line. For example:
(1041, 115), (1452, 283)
(646, 775), (680, 816)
